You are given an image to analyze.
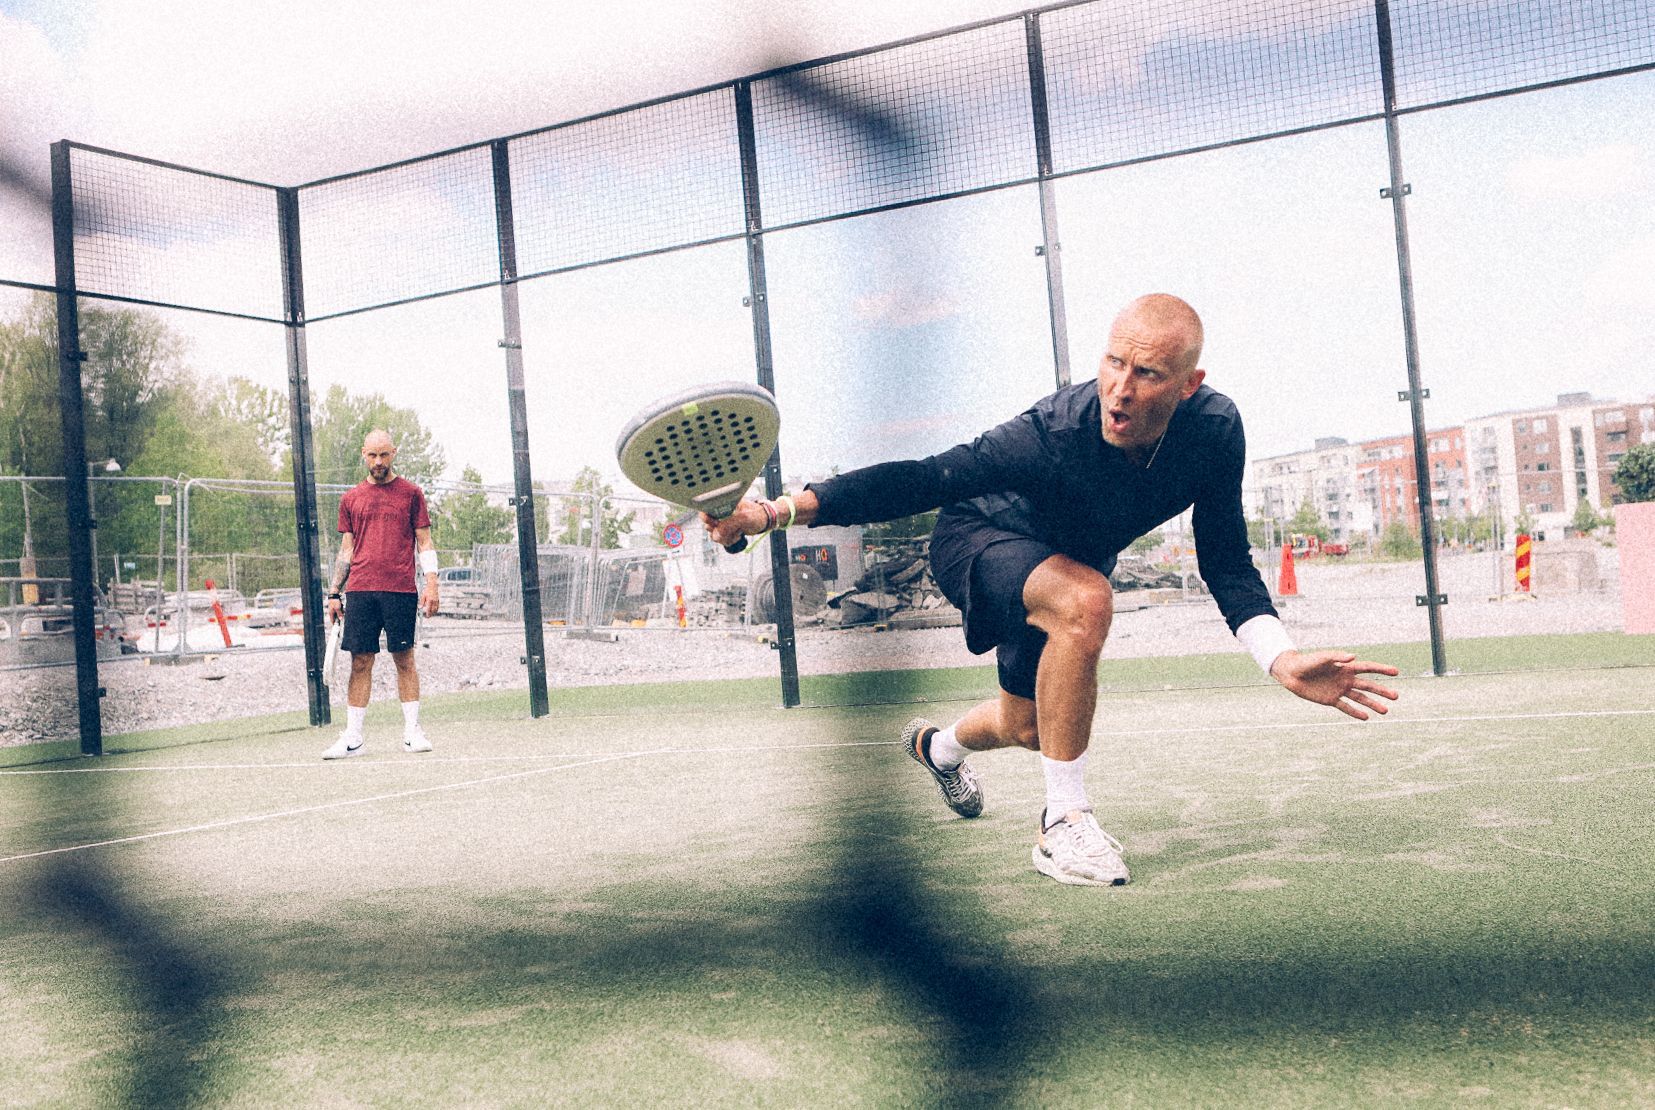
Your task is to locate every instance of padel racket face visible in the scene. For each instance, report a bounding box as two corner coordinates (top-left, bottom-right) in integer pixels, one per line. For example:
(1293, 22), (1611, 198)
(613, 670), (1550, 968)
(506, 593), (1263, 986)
(616, 381), (780, 521)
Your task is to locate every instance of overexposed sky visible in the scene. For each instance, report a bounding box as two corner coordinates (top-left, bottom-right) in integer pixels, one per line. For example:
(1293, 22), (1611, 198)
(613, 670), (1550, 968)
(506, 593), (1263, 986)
(2, 1), (1651, 486)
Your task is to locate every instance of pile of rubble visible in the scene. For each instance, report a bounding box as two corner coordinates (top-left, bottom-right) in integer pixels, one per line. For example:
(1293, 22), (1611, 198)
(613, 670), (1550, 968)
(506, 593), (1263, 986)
(817, 539), (957, 630)
(690, 538), (1204, 632)
(813, 541), (1202, 630)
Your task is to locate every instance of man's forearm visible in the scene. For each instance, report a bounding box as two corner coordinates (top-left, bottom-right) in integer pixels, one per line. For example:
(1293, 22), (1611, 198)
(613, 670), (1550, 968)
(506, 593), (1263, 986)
(328, 542), (352, 593)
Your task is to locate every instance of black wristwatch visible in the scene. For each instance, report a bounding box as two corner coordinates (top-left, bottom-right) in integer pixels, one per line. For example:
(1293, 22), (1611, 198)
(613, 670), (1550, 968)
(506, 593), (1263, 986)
(328, 592), (343, 600)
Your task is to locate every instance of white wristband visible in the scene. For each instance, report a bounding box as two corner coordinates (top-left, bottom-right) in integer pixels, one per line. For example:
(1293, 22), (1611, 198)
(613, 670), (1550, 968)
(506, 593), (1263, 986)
(419, 549), (439, 575)
(1235, 614), (1295, 676)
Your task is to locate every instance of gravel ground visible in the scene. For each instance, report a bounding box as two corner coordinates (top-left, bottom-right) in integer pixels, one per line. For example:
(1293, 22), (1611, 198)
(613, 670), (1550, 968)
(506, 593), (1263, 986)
(1, 549), (1626, 749)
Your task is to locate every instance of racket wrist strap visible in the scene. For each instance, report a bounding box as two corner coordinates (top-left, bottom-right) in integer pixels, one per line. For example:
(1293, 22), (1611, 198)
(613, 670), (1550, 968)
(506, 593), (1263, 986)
(776, 495), (797, 530)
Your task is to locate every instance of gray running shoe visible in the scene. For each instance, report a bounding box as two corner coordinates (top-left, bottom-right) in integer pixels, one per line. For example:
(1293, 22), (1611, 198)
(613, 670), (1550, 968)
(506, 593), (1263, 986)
(1032, 808), (1130, 886)
(902, 717), (983, 818)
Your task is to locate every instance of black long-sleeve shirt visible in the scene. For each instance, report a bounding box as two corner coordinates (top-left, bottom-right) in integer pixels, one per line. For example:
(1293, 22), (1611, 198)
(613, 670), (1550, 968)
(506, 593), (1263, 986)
(805, 381), (1276, 637)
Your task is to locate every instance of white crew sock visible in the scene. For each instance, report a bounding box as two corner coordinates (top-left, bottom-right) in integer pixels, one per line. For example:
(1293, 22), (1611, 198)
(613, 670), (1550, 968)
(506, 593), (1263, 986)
(345, 705), (367, 737)
(925, 724), (973, 771)
(1041, 752), (1090, 827)
(401, 701), (421, 731)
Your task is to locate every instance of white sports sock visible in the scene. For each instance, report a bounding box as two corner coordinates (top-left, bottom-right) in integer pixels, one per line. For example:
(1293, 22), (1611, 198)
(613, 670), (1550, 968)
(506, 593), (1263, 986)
(925, 724), (972, 771)
(401, 701), (421, 730)
(1041, 752), (1090, 827)
(345, 705), (367, 737)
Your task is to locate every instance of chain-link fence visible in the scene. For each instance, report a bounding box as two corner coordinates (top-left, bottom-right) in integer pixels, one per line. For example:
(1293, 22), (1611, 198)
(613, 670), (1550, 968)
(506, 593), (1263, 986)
(9, 0), (1654, 744)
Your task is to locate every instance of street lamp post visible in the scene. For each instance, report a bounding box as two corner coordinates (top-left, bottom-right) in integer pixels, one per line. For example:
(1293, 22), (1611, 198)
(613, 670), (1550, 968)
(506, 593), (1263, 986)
(88, 457), (120, 595)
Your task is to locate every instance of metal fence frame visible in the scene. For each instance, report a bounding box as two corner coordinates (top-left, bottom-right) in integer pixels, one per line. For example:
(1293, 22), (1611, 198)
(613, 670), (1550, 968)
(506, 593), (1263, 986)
(22, 0), (1655, 752)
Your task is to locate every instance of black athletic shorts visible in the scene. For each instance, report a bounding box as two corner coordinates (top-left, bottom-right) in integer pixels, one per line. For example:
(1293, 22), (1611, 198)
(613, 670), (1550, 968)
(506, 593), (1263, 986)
(342, 590), (418, 654)
(931, 533), (1056, 702)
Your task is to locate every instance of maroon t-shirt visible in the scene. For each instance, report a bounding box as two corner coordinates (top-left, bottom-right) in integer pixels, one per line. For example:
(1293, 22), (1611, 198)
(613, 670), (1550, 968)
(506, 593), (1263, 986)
(338, 476), (431, 594)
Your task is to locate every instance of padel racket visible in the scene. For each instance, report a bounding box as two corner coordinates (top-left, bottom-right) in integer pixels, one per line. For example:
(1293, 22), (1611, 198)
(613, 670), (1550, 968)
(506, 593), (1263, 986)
(616, 381), (780, 554)
(322, 608), (343, 687)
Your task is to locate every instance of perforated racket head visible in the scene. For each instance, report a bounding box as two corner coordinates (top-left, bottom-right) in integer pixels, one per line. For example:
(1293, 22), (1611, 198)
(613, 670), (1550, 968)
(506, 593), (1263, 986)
(615, 381), (780, 519)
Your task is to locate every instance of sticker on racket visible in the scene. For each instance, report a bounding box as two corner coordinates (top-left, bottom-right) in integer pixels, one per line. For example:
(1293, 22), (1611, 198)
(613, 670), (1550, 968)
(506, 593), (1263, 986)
(322, 609), (343, 687)
(615, 381), (780, 554)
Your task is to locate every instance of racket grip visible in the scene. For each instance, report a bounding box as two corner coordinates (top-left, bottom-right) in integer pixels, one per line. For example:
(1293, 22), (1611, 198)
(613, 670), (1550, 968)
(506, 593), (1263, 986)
(724, 536), (750, 554)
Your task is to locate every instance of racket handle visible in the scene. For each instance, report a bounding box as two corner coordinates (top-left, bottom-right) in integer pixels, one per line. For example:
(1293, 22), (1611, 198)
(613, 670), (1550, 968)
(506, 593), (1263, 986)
(724, 536), (750, 555)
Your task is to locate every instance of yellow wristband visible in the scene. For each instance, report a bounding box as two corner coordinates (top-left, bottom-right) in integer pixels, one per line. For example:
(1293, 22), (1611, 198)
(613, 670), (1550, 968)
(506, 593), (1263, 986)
(777, 494), (797, 530)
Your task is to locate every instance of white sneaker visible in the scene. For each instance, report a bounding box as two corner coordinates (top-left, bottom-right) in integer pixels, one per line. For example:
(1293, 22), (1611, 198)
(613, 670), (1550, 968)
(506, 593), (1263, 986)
(402, 728), (432, 754)
(322, 733), (366, 760)
(1032, 808), (1130, 887)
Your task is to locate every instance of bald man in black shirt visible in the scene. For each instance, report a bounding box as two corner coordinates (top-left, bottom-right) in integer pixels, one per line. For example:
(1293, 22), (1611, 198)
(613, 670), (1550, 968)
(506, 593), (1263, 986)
(706, 294), (1399, 887)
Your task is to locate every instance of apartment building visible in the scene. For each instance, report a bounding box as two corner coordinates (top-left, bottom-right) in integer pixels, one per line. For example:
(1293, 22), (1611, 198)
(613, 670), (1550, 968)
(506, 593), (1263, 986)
(1248, 392), (1653, 543)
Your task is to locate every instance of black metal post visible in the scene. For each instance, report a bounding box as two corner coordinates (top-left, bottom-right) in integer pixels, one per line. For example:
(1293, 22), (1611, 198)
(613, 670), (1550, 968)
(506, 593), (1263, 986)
(1025, 14), (1073, 389)
(735, 81), (801, 709)
(1375, 0), (1448, 676)
(277, 187), (332, 725)
(49, 142), (102, 756)
(491, 140), (550, 717)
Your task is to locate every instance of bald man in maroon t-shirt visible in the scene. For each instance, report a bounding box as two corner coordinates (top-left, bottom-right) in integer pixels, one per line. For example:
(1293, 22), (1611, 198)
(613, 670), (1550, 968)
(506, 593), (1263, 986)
(321, 429), (440, 760)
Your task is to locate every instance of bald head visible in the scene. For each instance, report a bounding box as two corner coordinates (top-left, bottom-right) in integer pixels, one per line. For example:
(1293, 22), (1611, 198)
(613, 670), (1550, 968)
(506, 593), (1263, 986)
(1112, 294), (1204, 377)
(362, 429), (397, 483)
(1096, 294), (1208, 457)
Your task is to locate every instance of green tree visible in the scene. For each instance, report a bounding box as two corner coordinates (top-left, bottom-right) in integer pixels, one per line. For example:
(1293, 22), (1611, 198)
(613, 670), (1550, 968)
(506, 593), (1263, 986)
(1613, 444), (1655, 503)
(0, 297), (192, 573)
(1379, 521), (1420, 559)
(311, 383), (446, 485)
(122, 376), (289, 589)
(555, 467), (635, 549)
(1513, 507), (1537, 538)
(1287, 498), (1329, 542)
(863, 509), (939, 541)
(1127, 531), (1161, 557)
(429, 466), (514, 559)
(1570, 498), (1603, 536)
(221, 376), (290, 468)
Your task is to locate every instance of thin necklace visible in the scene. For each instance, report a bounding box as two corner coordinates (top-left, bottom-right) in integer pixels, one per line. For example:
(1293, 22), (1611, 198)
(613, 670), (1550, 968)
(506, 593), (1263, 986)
(1142, 428), (1167, 470)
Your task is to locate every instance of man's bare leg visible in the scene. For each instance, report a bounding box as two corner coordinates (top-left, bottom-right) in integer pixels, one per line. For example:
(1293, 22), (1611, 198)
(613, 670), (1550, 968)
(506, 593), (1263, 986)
(322, 652), (377, 759)
(391, 649), (419, 703)
(391, 648), (430, 752)
(943, 554), (1110, 758)
(348, 652), (375, 708)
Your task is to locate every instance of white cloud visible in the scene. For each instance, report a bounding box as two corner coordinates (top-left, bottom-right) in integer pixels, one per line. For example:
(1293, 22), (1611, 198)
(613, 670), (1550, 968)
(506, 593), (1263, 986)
(1508, 144), (1644, 200)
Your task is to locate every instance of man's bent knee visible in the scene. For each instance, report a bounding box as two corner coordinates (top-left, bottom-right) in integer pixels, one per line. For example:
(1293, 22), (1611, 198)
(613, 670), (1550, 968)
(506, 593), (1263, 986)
(1024, 558), (1113, 653)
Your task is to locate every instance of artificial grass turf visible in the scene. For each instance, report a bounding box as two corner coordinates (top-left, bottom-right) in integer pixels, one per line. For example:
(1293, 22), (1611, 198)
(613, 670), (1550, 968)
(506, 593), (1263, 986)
(1, 652), (1650, 1105)
(6, 630), (1650, 770)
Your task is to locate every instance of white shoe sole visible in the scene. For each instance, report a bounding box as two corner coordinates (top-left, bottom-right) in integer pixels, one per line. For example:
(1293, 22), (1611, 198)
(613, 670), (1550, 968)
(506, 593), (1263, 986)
(402, 742), (432, 754)
(323, 744), (365, 761)
(1032, 844), (1129, 887)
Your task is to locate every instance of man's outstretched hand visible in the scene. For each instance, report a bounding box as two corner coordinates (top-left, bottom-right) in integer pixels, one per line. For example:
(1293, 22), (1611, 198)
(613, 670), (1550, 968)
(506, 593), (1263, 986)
(1270, 650), (1400, 720)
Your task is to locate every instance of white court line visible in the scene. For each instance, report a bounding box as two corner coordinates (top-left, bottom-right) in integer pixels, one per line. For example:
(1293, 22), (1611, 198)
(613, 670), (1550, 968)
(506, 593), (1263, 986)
(3, 708), (1652, 778)
(0, 738), (894, 864)
(1493, 836), (1599, 865)
(0, 750), (661, 865)
(5, 709), (1650, 863)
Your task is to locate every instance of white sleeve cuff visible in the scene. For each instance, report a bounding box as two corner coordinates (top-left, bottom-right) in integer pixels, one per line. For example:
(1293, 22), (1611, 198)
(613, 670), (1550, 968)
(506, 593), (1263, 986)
(419, 549), (439, 575)
(1235, 614), (1295, 676)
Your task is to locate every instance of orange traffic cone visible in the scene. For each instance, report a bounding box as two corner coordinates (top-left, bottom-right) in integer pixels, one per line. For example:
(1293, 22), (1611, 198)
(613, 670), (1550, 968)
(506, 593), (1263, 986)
(1278, 542), (1298, 597)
